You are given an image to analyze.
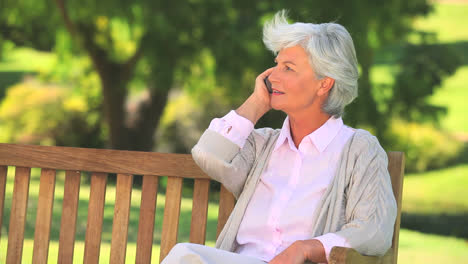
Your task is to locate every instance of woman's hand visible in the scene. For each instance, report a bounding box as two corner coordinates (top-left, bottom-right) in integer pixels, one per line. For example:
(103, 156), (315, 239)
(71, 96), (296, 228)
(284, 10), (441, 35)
(268, 241), (307, 264)
(236, 67), (275, 124)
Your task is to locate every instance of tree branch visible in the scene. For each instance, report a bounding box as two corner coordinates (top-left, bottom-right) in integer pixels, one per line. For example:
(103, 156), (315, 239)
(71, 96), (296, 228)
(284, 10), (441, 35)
(54, 0), (77, 37)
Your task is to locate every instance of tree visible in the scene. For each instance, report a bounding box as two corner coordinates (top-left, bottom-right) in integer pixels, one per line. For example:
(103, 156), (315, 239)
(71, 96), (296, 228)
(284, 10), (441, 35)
(1, 0), (437, 151)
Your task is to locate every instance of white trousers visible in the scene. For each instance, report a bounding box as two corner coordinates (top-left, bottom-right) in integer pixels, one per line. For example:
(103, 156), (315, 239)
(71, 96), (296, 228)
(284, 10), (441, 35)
(161, 243), (267, 264)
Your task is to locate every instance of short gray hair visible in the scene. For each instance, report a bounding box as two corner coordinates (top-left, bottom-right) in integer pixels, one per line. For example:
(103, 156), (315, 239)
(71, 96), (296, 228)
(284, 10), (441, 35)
(263, 11), (359, 117)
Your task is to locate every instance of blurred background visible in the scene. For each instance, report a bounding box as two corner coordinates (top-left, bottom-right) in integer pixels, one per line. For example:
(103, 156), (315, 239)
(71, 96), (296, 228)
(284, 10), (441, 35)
(0, 0), (467, 263)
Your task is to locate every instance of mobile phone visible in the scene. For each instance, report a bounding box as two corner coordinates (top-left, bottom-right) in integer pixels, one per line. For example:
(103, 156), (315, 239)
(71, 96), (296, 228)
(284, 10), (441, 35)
(264, 76), (273, 94)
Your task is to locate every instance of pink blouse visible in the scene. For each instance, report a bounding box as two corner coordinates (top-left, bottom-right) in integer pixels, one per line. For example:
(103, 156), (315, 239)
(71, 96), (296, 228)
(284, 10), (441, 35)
(208, 110), (354, 262)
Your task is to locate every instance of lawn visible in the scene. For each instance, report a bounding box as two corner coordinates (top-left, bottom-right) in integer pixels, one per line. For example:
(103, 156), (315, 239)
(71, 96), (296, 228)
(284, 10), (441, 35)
(1, 163), (468, 263)
(403, 164), (468, 214)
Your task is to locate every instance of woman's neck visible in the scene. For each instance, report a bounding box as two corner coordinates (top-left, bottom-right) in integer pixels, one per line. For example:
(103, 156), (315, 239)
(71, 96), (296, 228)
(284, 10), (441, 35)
(288, 110), (331, 148)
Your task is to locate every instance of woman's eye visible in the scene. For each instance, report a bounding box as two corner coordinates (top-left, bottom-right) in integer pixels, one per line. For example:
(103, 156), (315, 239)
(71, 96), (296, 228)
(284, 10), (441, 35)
(285, 66), (293, 71)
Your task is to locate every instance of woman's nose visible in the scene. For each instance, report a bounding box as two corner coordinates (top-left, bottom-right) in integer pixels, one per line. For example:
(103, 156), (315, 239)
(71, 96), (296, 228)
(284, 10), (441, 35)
(268, 67), (280, 83)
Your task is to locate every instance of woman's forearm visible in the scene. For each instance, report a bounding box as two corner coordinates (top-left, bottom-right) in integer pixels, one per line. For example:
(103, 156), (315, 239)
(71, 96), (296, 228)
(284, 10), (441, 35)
(236, 95), (270, 125)
(268, 239), (327, 264)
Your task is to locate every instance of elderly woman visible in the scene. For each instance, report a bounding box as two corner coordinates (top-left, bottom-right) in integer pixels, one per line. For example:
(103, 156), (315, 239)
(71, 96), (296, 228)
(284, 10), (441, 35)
(162, 11), (396, 264)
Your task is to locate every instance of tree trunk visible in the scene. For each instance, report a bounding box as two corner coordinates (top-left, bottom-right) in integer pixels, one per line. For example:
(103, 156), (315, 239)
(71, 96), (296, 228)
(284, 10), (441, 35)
(127, 88), (170, 151)
(100, 65), (130, 150)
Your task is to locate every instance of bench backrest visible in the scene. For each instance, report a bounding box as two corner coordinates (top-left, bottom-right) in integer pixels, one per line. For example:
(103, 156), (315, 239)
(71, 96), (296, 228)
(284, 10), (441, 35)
(0, 143), (404, 264)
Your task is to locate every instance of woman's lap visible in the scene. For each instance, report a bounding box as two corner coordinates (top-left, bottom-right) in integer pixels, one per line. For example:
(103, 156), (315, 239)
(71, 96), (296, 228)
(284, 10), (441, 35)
(161, 243), (267, 264)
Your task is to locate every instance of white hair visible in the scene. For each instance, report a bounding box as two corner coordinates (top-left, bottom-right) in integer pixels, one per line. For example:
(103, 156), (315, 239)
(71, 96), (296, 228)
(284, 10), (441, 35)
(263, 10), (359, 117)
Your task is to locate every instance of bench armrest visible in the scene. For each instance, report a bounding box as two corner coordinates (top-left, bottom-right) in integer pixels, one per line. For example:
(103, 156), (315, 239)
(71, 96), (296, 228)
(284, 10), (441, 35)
(328, 246), (394, 264)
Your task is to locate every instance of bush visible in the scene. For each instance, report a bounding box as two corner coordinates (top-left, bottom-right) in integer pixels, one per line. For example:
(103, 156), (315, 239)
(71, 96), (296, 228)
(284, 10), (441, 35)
(0, 79), (105, 148)
(386, 119), (463, 173)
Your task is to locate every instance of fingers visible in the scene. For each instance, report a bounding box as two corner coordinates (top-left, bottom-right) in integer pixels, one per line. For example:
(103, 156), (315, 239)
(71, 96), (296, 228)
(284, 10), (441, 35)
(258, 67), (275, 80)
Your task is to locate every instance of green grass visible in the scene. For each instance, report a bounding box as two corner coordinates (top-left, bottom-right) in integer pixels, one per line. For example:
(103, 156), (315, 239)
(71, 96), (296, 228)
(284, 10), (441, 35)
(1, 164), (468, 263)
(402, 164), (468, 214)
(398, 229), (468, 263)
(412, 3), (468, 43)
(429, 66), (468, 133)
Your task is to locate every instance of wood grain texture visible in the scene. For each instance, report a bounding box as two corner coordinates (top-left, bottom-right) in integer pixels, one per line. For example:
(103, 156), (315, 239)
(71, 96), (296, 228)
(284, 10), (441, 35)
(6, 167), (31, 264)
(387, 151), (405, 264)
(329, 246), (393, 264)
(189, 179), (210, 245)
(83, 172), (108, 264)
(32, 168), (56, 264)
(0, 166), (7, 242)
(159, 177), (183, 263)
(58, 170), (81, 264)
(110, 174), (133, 264)
(135, 175), (159, 264)
(0, 143), (208, 179)
(216, 185), (235, 239)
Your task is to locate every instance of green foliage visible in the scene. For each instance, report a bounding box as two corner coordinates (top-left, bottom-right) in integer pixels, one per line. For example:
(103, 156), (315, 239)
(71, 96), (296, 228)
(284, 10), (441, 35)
(390, 43), (463, 123)
(386, 119), (463, 172)
(1, 0), (440, 151)
(0, 0), (59, 51)
(0, 79), (104, 148)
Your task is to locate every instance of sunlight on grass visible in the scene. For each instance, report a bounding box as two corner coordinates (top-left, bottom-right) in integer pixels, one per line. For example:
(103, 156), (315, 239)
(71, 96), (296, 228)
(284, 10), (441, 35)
(403, 164), (468, 214)
(398, 229), (468, 264)
(429, 66), (468, 133)
(412, 3), (468, 43)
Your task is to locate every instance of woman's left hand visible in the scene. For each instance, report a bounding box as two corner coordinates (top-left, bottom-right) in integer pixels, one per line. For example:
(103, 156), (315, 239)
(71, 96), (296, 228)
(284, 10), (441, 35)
(268, 241), (306, 264)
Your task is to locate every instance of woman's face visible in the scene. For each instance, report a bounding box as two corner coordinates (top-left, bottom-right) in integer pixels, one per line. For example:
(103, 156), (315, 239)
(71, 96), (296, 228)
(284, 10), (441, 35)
(268, 45), (326, 116)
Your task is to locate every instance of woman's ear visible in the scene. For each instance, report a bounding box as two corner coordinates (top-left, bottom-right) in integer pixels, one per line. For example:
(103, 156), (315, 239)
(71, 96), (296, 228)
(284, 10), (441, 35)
(318, 77), (335, 96)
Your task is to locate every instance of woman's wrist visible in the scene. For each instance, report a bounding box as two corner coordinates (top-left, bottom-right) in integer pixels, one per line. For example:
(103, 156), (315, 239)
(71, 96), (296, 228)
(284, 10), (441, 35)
(235, 95), (270, 125)
(299, 239), (327, 263)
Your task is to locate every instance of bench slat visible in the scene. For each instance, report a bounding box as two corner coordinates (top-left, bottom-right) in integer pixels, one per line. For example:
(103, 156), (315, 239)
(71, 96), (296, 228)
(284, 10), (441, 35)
(58, 170), (81, 263)
(189, 179), (210, 245)
(136, 175), (159, 264)
(6, 167), (31, 264)
(32, 168), (56, 264)
(83, 172), (108, 264)
(0, 144), (208, 179)
(0, 166), (7, 242)
(110, 174), (133, 264)
(216, 185), (235, 239)
(160, 177), (183, 263)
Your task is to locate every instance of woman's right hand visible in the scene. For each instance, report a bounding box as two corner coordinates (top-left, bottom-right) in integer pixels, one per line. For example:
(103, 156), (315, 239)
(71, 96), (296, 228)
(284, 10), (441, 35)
(252, 67), (275, 110)
(236, 67), (275, 125)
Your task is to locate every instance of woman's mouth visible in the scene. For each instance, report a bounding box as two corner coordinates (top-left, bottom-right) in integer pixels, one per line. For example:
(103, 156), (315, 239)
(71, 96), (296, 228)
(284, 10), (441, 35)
(272, 89), (285, 95)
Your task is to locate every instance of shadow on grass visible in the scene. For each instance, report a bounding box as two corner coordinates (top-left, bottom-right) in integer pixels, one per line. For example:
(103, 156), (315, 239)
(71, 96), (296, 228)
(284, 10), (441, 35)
(401, 212), (468, 239)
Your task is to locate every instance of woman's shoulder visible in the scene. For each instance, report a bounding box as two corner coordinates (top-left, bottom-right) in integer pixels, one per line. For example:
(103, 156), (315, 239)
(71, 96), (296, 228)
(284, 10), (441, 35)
(346, 128), (386, 158)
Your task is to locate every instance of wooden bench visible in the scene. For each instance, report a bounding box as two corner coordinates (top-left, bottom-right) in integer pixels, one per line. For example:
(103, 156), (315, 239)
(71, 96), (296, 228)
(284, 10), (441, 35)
(0, 143), (404, 264)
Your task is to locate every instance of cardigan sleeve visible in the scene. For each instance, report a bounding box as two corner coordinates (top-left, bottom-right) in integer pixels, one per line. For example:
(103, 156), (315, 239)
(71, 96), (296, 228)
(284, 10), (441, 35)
(191, 128), (257, 199)
(334, 136), (397, 256)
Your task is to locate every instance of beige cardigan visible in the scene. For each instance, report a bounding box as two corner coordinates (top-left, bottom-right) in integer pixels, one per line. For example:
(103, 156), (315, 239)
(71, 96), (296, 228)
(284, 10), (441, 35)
(191, 127), (397, 256)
